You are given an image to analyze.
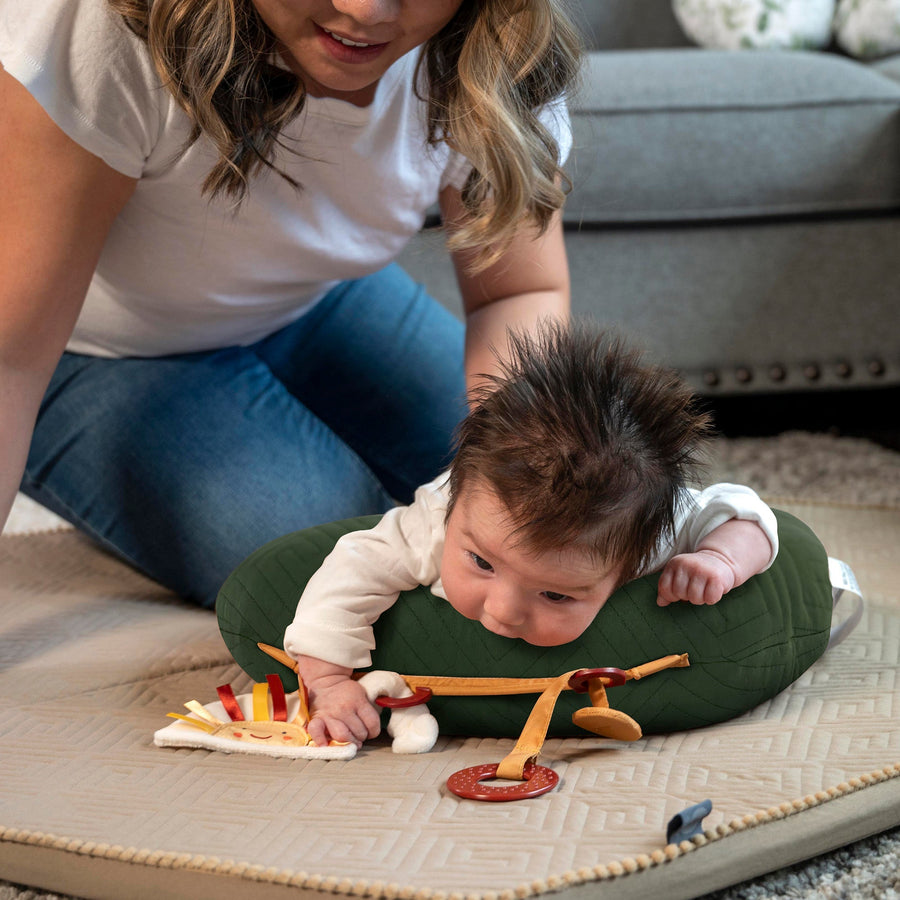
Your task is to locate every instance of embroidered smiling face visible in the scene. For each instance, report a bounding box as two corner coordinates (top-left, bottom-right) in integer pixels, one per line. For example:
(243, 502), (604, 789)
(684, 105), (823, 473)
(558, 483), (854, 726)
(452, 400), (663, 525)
(221, 719), (314, 746)
(166, 674), (339, 748)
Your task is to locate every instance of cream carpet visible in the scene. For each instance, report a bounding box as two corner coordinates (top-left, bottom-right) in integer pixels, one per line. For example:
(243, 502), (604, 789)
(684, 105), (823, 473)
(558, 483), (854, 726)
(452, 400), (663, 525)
(1, 432), (898, 900)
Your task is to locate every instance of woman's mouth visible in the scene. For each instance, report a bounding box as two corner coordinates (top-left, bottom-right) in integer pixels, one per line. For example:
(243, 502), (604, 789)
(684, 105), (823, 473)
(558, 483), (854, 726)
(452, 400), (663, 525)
(322, 27), (376, 48)
(316, 25), (389, 62)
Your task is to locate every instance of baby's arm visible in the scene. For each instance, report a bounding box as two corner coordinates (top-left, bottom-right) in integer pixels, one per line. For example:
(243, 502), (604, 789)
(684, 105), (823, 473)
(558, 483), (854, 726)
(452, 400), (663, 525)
(656, 517), (773, 607)
(654, 483), (778, 607)
(284, 477), (448, 745)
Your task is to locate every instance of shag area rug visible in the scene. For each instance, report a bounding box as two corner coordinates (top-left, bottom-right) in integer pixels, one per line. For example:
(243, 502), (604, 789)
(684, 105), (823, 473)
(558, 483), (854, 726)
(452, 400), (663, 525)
(1, 432), (898, 900)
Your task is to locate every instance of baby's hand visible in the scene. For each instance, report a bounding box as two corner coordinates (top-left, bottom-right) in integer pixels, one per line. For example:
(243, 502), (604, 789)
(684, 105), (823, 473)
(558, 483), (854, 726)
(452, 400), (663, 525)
(294, 654), (381, 747)
(305, 674), (382, 747)
(656, 549), (738, 607)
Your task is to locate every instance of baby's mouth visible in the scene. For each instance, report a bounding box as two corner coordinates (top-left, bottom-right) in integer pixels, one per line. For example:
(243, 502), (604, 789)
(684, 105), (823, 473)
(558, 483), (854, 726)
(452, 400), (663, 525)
(482, 619), (520, 640)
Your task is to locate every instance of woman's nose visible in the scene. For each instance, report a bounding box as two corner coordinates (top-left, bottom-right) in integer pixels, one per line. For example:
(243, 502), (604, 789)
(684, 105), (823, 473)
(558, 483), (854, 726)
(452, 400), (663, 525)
(332, 0), (401, 25)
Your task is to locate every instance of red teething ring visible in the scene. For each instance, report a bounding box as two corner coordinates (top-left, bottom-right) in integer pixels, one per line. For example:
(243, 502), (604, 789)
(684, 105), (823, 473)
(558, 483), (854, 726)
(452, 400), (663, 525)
(567, 667), (627, 693)
(375, 686), (433, 709)
(447, 762), (559, 801)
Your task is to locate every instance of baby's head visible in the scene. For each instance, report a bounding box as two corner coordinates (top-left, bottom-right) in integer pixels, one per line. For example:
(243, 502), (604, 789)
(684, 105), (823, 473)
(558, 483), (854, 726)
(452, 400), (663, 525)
(440, 321), (711, 645)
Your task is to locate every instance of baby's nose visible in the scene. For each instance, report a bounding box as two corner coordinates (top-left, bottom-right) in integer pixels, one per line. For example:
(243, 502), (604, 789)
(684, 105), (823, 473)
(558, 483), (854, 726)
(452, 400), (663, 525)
(483, 588), (525, 626)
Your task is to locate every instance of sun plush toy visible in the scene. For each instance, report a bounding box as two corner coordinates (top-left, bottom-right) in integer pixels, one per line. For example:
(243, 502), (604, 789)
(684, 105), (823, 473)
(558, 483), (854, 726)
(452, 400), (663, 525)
(154, 670), (439, 759)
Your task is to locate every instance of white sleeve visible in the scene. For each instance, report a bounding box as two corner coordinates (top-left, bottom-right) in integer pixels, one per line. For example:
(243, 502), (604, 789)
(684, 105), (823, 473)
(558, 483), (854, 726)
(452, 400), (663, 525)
(283, 476), (450, 670)
(647, 483), (780, 573)
(0, 0), (167, 178)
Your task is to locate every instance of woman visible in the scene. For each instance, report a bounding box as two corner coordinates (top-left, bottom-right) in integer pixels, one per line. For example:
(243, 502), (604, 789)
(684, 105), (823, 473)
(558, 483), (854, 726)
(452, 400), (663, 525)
(0, 0), (581, 604)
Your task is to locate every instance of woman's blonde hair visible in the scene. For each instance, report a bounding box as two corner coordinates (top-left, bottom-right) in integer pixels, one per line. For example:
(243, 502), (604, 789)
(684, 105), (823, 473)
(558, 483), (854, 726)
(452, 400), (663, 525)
(108, 0), (582, 269)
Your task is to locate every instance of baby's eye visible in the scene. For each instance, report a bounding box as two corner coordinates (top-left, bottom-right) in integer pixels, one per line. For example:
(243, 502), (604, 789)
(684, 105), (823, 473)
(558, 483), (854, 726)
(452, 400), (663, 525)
(469, 552), (493, 572)
(542, 590), (573, 604)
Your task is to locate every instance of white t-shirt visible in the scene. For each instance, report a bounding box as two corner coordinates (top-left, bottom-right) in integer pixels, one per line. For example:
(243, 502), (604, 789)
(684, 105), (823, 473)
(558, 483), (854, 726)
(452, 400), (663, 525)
(283, 474), (780, 669)
(0, 0), (572, 358)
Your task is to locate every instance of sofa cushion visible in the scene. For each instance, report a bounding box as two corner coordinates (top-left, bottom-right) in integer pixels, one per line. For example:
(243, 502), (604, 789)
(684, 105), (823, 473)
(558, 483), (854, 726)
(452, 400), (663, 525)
(874, 52), (900, 82)
(567, 49), (900, 224)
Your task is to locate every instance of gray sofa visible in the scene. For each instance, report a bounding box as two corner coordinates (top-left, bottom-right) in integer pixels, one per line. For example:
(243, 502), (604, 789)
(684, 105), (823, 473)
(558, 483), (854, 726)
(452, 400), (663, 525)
(399, 0), (900, 404)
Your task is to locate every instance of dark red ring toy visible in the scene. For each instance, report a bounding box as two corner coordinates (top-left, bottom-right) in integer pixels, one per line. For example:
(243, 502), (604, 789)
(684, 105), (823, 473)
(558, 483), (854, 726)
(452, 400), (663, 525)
(447, 762), (559, 801)
(375, 686), (433, 709)
(567, 667), (627, 693)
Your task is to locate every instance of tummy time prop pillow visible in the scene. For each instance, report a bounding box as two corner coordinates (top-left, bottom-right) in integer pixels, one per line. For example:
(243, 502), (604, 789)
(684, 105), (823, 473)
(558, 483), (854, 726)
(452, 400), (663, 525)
(217, 509), (839, 739)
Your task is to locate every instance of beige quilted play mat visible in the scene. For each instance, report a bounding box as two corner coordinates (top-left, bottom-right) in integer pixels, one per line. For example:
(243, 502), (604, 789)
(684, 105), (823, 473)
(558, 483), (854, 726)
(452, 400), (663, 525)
(1, 492), (899, 900)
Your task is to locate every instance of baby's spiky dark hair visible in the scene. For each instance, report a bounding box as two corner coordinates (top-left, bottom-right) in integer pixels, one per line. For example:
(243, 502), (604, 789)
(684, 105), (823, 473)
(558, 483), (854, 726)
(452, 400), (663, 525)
(448, 321), (712, 584)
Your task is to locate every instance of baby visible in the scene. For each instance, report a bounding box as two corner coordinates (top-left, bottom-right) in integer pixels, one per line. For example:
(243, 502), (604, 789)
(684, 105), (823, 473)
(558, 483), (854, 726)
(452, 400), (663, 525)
(284, 322), (777, 746)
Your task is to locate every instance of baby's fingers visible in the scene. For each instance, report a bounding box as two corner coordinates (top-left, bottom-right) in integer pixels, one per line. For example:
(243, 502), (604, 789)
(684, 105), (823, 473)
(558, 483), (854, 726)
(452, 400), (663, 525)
(308, 706), (381, 748)
(308, 714), (365, 748)
(306, 715), (332, 747)
(657, 564), (688, 606)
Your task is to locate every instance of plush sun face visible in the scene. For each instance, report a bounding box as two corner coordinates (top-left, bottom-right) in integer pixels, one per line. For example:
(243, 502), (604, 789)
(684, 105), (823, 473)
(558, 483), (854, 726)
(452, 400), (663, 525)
(156, 673), (359, 760)
(166, 674), (330, 748)
(217, 719), (314, 746)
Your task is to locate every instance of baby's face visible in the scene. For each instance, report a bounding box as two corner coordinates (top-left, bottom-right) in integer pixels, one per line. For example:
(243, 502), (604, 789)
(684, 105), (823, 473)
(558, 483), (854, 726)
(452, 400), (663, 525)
(440, 483), (621, 646)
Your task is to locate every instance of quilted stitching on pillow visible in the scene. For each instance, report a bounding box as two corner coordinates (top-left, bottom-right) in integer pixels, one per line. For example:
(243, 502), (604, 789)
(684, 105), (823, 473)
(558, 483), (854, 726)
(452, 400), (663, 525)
(217, 511), (832, 738)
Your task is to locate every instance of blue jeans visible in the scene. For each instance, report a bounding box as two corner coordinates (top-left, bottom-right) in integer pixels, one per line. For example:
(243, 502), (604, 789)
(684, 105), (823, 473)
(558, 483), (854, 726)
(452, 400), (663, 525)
(22, 265), (466, 606)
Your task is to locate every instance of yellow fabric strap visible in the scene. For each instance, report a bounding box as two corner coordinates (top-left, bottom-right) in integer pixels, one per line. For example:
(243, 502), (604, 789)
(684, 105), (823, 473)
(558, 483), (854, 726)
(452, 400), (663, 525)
(166, 712), (217, 733)
(625, 653), (690, 679)
(295, 681), (311, 726)
(402, 654), (690, 696)
(495, 671), (579, 780)
(257, 642), (690, 697)
(259, 644), (299, 672)
(495, 654), (691, 781)
(401, 674), (566, 695)
(252, 682), (269, 721)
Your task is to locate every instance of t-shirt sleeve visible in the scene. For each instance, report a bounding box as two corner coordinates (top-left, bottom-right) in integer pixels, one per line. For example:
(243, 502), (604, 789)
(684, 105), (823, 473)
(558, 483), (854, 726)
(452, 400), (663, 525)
(440, 94), (574, 191)
(0, 0), (167, 178)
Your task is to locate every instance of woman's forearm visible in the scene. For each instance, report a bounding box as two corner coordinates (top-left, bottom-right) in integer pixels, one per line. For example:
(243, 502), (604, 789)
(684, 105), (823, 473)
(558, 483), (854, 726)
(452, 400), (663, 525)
(0, 367), (43, 533)
(464, 288), (569, 393)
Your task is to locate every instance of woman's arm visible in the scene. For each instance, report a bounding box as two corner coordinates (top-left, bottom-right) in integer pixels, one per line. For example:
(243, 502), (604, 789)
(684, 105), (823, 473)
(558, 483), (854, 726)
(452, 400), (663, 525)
(0, 67), (137, 532)
(439, 186), (570, 394)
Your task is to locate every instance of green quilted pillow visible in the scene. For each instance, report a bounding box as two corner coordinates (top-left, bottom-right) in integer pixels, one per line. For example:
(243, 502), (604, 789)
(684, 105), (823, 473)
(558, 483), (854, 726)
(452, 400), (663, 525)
(217, 509), (833, 738)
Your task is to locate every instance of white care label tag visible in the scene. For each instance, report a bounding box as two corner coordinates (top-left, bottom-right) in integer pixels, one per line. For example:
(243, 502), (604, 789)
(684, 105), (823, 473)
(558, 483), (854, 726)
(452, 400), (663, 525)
(827, 557), (864, 648)
(829, 557), (862, 599)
